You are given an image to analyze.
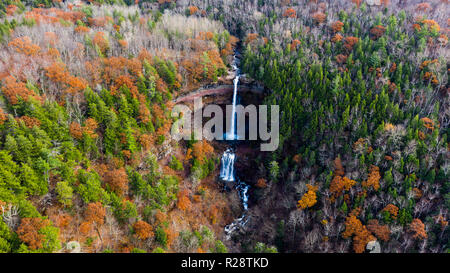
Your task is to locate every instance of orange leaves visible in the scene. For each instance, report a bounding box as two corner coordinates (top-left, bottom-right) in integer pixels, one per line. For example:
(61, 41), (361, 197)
(45, 62), (87, 95)
(424, 71), (439, 85)
(312, 12), (326, 24)
(331, 21), (344, 33)
(1, 76), (42, 105)
(0, 108), (7, 125)
(133, 220), (153, 240)
(330, 176), (357, 201)
(331, 33), (343, 43)
(75, 25), (90, 34)
(24, 8), (84, 25)
(367, 219), (390, 242)
(111, 75), (139, 98)
(6, 5), (18, 16)
(139, 134), (154, 151)
(342, 214), (375, 253)
(351, 0), (362, 8)
(245, 33), (259, 44)
(416, 2), (432, 12)
(69, 122), (83, 140)
(188, 6), (199, 15)
(118, 40), (128, 49)
(419, 19), (440, 32)
(335, 54), (348, 64)
(256, 178), (268, 188)
(370, 25), (386, 40)
(93, 32), (109, 54)
(104, 167), (129, 196)
(334, 157), (345, 176)
(382, 204), (399, 219)
(343, 36), (359, 51)
(84, 118), (99, 138)
(16, 116), (41, 128)
(283, 8), (297, 18)
(177, 189), (191, 211)
(410, 218), (427, 240)
(290, 39), (301, 51)
(192, 140), (214, 163)
(196, 31), (214, 41)
(362, 165), (381, 191)
(70, 118), (98, 140)
(297, 184), (318, 210)
(85, 202), (106, 226)
(421, 117), (436, 131)
(17, 217), (52, 250)
(88, 17), (108, 28)
(9, 36), (41, 56)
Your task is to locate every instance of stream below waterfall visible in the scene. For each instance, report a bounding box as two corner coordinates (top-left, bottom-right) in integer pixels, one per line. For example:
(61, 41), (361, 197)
(219, 54), (251, 240)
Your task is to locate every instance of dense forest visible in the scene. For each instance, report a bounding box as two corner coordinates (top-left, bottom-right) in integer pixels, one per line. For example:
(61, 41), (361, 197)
(0, 0), (448, 253)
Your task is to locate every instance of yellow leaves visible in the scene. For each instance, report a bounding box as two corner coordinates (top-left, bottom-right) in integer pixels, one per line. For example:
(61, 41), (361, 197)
(384, 123), (395, 131)
(297, 184), (318, 210)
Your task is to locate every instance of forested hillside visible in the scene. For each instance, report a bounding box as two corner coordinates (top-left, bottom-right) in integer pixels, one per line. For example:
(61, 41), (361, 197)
(0, 0), (448, 253)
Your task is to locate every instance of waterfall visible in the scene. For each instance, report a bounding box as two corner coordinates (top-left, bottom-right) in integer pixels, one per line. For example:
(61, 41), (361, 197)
(219, 53), (251, 240)
(226, 75), (239, 141)
(219, 148), (235, 181)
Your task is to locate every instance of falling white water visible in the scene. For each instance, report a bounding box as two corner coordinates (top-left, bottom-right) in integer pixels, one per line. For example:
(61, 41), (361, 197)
(224, 180), (250, 239)
(219, 148), (235, 181)
(226, 75), (239, 141)
(219, 54), (251, 240)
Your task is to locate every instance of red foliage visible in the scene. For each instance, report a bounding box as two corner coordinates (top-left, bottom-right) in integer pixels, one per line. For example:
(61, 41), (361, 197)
(283, 8), (297, 18)
(370, 25), (386, 40)
(344, 36), (359, 51)
(331, 21), (344, 33)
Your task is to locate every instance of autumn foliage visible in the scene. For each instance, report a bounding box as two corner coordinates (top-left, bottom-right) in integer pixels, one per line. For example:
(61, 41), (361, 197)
(104, 167), (129, 196)
(342, 210), (375, 253)
(410, 218), (427, 240)
(297, 184), (318, 210)
(283, 8), (297, 18)
(362, 165), (381, 191)
(133, 220), (153, 240)
(17, 217), (52, 250)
